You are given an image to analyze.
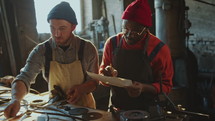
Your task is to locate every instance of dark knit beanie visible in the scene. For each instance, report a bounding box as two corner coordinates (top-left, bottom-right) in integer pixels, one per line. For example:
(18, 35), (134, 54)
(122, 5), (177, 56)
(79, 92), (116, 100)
(47, 2), (78, 25)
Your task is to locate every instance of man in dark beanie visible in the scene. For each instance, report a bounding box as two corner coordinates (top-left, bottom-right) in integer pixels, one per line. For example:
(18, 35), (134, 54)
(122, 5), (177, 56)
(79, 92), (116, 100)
(47, 1), (78, 25)
(4, 2), (99, 118)
(99, 0), (173, 111)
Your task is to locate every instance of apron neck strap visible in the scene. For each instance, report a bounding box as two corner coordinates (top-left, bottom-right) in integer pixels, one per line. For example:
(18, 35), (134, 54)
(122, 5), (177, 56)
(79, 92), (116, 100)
(142, 31), (150, 54)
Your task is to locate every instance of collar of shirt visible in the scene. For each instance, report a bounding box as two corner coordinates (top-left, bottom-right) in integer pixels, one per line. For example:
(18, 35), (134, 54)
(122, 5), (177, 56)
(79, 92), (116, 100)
(50, 36), (76, 51)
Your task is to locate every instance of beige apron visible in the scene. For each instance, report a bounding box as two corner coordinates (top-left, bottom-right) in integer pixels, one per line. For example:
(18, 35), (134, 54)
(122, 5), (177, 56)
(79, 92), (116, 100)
(48, 47), (95, 109)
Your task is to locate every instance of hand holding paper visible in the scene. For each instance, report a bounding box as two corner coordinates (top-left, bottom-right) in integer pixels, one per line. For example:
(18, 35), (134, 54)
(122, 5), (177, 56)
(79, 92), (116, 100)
(102, 64), (118, 77)
(87, 71), (132, 87)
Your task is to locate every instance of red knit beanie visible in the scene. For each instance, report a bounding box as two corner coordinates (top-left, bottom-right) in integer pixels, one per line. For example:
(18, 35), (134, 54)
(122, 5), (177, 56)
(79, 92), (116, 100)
(122, 0), (152, 27)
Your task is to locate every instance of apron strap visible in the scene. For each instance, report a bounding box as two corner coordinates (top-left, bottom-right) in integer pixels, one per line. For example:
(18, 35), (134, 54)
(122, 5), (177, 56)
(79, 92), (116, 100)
(111, 33), (149, 56)
(45, 41), (52, 80)
(78, 40), (85, 61)
(111, 35), (123, 55)
(148, 41), (165, 62)
(44, 40), (86, 81)
(142, 31), (150, 55)
(111, 35), (118, 56)
(78, 40), (86, 82)
(111, 34), (165, 62)
(111, 35), (123, 64)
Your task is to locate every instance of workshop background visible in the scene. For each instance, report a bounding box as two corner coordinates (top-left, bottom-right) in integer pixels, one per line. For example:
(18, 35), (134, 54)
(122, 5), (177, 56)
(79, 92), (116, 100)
(0, 0), (215, 120)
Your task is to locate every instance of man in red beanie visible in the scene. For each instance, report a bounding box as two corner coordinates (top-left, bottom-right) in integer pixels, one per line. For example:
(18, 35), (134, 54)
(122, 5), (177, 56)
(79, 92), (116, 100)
(99, 0), (173, 110)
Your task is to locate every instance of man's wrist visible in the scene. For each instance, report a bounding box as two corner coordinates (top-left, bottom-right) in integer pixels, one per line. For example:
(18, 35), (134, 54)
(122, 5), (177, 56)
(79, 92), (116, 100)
(11, 97), (22, 102)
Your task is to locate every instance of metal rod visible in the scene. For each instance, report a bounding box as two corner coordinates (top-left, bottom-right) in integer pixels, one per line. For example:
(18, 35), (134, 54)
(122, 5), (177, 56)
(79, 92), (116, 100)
(194, 0), (215, 6)
(111, 15), (117, 34)
(31, 110), (87, 121)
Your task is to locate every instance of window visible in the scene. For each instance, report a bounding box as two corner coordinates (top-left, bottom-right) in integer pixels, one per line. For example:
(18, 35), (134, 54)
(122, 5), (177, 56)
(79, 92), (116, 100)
(34, 0), (81, 33)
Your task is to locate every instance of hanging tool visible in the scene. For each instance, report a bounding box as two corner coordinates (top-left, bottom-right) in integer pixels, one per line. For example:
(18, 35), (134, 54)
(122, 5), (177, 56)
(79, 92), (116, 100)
(111, 15), (117, 34)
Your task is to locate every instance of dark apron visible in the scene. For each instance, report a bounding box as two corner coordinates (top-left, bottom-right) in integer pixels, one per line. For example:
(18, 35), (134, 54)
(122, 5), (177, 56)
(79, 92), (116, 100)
(111, 35), (155, 110)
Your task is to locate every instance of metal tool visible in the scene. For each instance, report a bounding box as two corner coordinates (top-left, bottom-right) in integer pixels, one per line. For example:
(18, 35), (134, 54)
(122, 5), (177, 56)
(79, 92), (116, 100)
(49, 85), (67, 104)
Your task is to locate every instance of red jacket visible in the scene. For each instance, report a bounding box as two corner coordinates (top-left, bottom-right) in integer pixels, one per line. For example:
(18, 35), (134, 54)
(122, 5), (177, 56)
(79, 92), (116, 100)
(100, 33), (173, 94)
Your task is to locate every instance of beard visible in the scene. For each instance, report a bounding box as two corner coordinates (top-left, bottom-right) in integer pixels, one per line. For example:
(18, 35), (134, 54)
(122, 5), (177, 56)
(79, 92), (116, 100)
(124, 36), (140, 45)
(52, 35), (72, 46)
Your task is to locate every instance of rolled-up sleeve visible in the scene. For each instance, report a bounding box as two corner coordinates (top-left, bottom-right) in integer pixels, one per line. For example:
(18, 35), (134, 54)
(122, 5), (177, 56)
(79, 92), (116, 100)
(13, 43), (45, 92)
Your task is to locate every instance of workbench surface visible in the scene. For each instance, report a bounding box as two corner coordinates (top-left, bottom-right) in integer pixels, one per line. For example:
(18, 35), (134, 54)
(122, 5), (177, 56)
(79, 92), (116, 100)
(0, 86), (116, 121)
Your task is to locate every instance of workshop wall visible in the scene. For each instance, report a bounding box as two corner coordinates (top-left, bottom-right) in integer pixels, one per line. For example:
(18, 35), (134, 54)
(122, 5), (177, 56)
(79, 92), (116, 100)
(1, 0), (215, 89)
(186, 0), (215, 74)
(99, 0), (155, 38)
(2, 0), (214, 76)
(82, 0), (93, 35)
(82, 0), (124, 40)
(12, 0), (38, 65)
(104, 0), (124, 36)
(0, 0), (38, 76)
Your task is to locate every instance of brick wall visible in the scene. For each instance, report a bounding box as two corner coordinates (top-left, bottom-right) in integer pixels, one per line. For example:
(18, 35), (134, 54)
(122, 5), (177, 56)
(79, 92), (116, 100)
(189, 39), (215, 73)
(186, 0), (215, 73)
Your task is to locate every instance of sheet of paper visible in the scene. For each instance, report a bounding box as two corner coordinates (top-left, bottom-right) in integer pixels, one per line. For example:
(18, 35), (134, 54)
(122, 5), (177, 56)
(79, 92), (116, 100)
(87, 71), (132, 87)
